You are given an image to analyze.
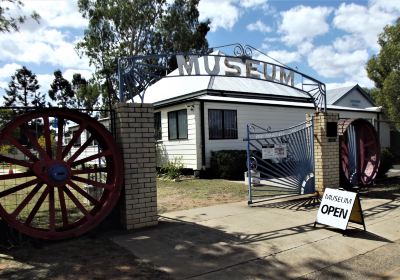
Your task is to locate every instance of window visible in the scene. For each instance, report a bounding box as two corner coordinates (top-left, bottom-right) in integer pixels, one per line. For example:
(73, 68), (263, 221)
(208, 109), (237, 139)
(72, 130), (81, 147)
(154, 112), (162, 140)
(168, 109), (188, 140)
(350, 99), (361, 108)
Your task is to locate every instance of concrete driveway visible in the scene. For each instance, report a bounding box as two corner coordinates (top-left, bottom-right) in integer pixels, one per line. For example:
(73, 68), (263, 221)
(112, 193), (400, 279)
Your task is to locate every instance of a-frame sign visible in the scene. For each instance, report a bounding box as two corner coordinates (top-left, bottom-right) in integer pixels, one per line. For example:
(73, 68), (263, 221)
(314, 188), (366, 231)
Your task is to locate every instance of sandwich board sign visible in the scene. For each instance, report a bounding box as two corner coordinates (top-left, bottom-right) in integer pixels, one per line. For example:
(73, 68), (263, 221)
(314, 188), (366, 231)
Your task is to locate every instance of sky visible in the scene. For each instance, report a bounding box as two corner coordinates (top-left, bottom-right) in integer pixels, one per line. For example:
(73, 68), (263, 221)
(0, 0), (399, 102)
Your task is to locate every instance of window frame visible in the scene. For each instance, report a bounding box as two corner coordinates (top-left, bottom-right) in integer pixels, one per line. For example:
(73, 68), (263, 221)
(154, 111), (162, 140)
(168, 109), (188, 140)
(208, 109), (238, 140)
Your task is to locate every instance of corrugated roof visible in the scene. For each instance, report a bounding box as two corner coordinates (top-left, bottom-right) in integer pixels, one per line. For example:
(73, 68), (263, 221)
(326, 85), (354, 105)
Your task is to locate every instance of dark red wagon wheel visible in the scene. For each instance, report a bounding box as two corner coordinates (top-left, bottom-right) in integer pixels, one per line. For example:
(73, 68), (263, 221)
(338, 118), (380, 188)
(0, 108), (123, 240)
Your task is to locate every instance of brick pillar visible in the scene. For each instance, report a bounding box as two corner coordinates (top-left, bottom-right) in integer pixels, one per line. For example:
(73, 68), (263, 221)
(313, 112), (340, 195)
(114, 103), (158, 230)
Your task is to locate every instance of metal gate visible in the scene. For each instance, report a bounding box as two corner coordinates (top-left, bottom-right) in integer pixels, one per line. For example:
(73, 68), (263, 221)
(245, 119), (315, 204)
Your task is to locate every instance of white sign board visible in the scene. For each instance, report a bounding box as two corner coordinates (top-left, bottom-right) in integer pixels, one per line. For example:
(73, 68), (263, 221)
(316, 188), (357, 230)
(262, 144), (287, 159)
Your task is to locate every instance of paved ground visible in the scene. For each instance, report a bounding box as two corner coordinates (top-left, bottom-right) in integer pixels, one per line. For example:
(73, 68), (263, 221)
(113, 192), (400, 279)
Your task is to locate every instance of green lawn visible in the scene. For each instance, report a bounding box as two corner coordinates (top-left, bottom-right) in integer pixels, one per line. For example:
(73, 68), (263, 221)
(157, 178), (248, 214)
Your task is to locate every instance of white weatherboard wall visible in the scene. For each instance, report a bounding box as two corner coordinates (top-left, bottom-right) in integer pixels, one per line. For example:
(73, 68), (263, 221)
(156, 102), (201, 170)
(203, 102), (385, 167)
(203, 102), (311, 167)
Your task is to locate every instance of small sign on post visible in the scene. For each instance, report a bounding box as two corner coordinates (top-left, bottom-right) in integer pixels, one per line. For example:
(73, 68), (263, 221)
(262, 144), (287, 159)
(314, 188), (366, 231)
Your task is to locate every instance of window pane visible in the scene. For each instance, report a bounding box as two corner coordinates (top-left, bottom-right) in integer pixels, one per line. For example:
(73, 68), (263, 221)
(154, 112), (162, 140)
(178, 110), (188, 139)
(209, 110), (223, 139)
(224, 110), (237, 139)
(168, 112), (177, 140)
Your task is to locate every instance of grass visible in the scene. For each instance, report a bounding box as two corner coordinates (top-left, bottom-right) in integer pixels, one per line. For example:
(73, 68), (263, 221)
(157, 178), (248, 214)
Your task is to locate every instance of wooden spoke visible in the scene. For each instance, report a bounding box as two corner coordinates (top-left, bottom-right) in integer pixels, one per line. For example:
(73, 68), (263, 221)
(48, 187), (55, 231)
(57, 186), (68, 227)
(71, 175), (112, 191)
(43, 116), (53, 159)
(62, 123), (88, 159)
(67, 180), (100, 206)
(0, 155), (33, 168)
(6, 136), (38, 162)
(24, 186), (50, 226)
(64, 187), (92, 221)
(0, 178), (40, 199)
(0, 171), (34, 181)
(71, 150), (111, 167)
(56, 117), (64, 160)
(72, 166), (107, 175)
(67, 135), (95, 164)
(11, 183), (43, 218)
(20, 125), (49, 160)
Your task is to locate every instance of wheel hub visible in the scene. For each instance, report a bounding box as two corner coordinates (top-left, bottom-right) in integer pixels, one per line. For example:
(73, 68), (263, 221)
(32, 160), (71, 187)
(48, 163), (69, 182)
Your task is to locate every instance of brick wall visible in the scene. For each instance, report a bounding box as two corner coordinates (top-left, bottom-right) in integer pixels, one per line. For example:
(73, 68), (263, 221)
(114, 103), (158, 230)
(313, 112), (340, 195)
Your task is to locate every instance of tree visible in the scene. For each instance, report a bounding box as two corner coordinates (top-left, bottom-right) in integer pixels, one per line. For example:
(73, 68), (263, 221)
(76, 0), (210, 106)
(366, 19), (400, 127)
(0, 0), (40, 33)
(48, 70), (77, 108)
(72, 73), (101, 115)
(3, 66), (45, 108)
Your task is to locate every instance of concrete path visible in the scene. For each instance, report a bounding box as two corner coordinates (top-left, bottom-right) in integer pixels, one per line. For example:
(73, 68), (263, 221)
(112, 194), (400, 279)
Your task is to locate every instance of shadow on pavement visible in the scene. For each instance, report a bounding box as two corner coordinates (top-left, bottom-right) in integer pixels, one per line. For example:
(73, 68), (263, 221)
(0, 232), (171, 280)
(250, 196), (321, 211)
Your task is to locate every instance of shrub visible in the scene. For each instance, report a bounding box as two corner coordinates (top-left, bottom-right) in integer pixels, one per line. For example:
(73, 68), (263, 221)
(377, 148), (395, 178)
(159, 158), (184, 180)
(210, 150), (247, 180)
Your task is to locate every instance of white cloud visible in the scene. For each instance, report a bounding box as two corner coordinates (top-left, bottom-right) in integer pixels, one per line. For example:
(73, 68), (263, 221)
(199, 0), (240, 31)
(370, 0), (400, 14)
(261, 37), (280, 48)
(0, 63), (23, 96)
(63, 69), (93, 81)
(239, 0), (268, 9)
(246, 20), (271, 33)
(36, 73), (55, 95)
(0, 29), (90, 70)
(332, 35), (364, 53)
(267, 50), (301, 64)
(297, 42), (313, 55)
(333, 2), (398, 50)
(0, 63), (22, 80)
(307, 45), (373, 87)
(22, 0), (87, 29)
(279, 6), (333, 46)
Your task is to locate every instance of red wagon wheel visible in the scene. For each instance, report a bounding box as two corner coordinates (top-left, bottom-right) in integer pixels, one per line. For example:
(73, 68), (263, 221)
(338, 118), (380, 187)
(0, 108), (123, 240)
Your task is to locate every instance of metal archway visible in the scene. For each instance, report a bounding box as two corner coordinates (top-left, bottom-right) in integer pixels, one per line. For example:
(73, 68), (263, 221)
(0, 108), (123, 240)
(338, 118), (380, 188)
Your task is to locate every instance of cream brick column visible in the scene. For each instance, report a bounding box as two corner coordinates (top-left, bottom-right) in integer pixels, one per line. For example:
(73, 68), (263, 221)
(313, 112), (340, 196)
(114, 103), (158, 230)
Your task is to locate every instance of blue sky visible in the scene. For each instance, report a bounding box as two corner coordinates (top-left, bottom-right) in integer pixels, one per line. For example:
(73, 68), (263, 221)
(0, 0), (399, 102)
